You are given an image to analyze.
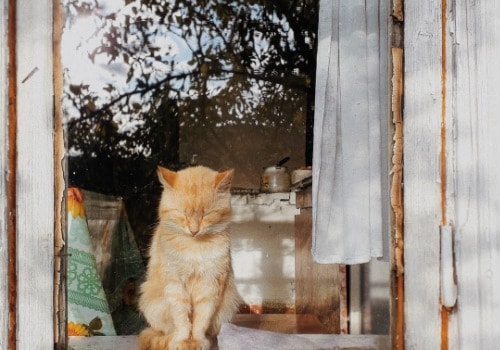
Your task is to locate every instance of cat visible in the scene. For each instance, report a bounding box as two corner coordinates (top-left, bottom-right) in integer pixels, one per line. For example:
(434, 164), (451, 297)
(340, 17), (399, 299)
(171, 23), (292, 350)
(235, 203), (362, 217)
(138, 166), (241, 350)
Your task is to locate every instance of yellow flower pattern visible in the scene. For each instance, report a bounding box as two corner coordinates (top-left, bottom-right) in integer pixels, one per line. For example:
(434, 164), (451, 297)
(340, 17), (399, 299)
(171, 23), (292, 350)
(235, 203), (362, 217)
(68, 317), (104, 336)
(68, 321), (90, 336)
(68, 188), (85, 218)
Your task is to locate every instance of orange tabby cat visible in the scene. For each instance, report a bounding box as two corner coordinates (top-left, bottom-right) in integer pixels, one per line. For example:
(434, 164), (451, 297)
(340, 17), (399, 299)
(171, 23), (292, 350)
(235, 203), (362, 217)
(138, 166), (241, 350)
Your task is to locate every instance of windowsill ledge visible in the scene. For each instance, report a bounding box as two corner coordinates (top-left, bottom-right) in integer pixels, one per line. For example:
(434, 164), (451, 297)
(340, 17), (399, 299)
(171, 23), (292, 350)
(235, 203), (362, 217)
(69, 313), (389, 349)
(69, 333), (389, 350)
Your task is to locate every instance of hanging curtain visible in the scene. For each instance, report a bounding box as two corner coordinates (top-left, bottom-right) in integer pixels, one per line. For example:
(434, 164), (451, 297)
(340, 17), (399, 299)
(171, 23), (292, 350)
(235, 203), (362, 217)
(312, 0), (388, 264)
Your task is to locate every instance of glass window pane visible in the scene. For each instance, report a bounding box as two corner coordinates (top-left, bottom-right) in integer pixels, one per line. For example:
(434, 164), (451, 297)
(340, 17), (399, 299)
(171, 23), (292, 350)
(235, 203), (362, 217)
(61, 0), (390, 344)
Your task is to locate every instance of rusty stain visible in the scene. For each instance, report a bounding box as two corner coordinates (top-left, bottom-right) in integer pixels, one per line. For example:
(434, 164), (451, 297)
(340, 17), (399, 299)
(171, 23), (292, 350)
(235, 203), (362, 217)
(392, 0), (404, 22)
(391, 47), (404, 278)
(440, 0), (451, 349)
(7, 0), (18, 349)
(338, 264), (348, 334)
(441, 306), (449, 350)
(391, 46), (404, 350)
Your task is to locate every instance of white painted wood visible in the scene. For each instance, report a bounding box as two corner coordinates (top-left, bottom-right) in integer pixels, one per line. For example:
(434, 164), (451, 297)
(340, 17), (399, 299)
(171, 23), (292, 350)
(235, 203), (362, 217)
(453, 1), (500, 348)
(403, 1), (443, 349)
(69, 336), (138, 350)
(68, 334), (390, 350)
(439, 225), (456, 308)
(378, 0), (391, 260)
(0, 1), (10, 348)
(15, 0), (55, 349)
(366, 0), (384, 260)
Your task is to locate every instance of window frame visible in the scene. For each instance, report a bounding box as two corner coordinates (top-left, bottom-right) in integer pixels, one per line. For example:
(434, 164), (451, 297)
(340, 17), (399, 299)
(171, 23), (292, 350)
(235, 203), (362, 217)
(0, 0), (10, 347)
(2, 0), (59, 349)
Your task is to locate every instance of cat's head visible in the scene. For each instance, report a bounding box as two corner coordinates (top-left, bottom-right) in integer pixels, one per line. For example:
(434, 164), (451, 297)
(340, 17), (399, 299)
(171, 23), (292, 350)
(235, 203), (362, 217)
(156, 165), (234, 237)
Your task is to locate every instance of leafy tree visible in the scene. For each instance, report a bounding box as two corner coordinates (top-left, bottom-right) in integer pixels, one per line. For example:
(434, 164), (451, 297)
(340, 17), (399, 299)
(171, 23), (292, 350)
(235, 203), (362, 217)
(63, 0), (318, 195)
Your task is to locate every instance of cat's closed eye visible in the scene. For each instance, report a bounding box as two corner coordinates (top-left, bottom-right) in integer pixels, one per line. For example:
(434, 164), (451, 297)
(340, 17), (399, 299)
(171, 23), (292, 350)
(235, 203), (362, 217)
(201, 211), (214, 219)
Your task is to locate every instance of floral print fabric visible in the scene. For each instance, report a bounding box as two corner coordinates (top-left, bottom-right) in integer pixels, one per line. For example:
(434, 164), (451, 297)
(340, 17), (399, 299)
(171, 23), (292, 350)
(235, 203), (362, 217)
(67, 188), (116, 336)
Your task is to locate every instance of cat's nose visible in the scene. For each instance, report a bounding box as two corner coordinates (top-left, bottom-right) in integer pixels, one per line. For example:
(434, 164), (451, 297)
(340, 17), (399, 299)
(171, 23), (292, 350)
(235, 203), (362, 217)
(189, 224), (200, 236)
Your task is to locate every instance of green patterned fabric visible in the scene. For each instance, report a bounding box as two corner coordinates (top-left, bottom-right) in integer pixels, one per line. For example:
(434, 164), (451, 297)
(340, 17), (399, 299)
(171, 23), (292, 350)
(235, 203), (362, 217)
(82, 190), (146, 335)
(68, 210), (116, 335)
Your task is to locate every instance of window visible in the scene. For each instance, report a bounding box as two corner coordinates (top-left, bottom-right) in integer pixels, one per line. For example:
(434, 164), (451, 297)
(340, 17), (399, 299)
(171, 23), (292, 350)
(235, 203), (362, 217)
(62, 0), (393, 344)
(8, 1), (500, 349)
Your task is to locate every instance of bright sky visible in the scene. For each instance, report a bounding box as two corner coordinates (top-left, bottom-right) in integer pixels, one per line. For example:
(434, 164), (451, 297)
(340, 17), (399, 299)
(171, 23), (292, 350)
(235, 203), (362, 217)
(61, 0), (290, 134)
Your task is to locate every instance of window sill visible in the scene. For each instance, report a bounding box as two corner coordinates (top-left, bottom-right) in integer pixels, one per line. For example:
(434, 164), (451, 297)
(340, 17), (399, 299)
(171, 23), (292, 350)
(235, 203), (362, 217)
(69, 313), (389, 349)
(70, 333), (389, 350)
(69, 335), (137, 350)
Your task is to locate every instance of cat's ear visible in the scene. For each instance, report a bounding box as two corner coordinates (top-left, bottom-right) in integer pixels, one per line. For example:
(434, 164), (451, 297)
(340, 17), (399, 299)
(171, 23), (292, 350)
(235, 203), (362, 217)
(214, 169), (234, 192)
(157, 166), (177, 189)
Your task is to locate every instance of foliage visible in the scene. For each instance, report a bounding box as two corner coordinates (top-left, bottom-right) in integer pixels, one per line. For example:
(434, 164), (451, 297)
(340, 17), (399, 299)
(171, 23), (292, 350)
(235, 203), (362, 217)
(63, 0), (318, 194)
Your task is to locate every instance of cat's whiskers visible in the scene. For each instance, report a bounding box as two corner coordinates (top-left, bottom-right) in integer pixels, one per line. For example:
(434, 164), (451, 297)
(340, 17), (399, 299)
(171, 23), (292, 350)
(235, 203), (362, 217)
(203, 223), (230, 235)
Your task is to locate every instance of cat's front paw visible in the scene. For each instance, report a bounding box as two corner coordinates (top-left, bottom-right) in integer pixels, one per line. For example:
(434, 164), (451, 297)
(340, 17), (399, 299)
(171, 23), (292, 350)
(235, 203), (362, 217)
(167, 338), (211, 350)
(168, 339), (191, 350)
(190, 337), (212, 350)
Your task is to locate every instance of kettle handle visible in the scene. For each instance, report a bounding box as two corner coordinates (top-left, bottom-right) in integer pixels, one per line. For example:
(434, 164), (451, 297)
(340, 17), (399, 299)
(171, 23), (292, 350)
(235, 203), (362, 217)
(276, 156), (290, 167)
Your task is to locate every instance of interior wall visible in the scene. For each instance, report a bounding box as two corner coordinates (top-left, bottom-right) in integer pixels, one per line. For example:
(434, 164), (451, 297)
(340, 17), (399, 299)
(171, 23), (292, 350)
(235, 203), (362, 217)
(231, 193), (299, 312)
(180, 123), (306, 189)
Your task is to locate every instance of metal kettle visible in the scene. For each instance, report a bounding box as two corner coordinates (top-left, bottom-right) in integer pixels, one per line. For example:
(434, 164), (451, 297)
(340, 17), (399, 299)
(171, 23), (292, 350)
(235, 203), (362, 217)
(260, 157), (291, 193)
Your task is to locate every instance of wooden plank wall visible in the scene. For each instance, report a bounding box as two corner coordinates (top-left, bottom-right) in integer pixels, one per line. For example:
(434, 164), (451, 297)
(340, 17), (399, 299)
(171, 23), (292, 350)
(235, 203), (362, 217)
(452, 1), (500, 348)
(15, 0), (55, 349)
(403, 1), (443, 349)
(405, 0), (500, 348)
(0, 1), (10, 348)
(294, 188), (342, 334)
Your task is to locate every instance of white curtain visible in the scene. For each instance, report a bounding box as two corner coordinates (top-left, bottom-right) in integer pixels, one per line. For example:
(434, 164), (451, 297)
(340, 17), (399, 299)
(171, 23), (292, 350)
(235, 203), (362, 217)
(312, 0), (388, 264)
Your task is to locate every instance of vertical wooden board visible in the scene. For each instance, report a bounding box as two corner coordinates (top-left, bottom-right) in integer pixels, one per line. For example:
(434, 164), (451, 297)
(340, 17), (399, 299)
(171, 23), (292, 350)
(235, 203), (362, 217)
(295, 197), (340, 333)
(453, 1), (500, 348)
(53, 0), (67, 346)
(0, 1), (10, 348)
(403, 1), (442, 349)
(16, 0), (54, 349)
(366, 0), (383, 257)
(378, 0), (391, 260)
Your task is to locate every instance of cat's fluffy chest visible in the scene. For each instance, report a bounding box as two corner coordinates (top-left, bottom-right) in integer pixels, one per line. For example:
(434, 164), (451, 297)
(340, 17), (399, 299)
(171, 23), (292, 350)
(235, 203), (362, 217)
(151, 231), (230, 278)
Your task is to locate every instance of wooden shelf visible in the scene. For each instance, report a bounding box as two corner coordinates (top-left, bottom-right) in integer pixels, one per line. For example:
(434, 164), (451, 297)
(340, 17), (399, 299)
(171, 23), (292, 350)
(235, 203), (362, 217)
(295, 188), (344, 333)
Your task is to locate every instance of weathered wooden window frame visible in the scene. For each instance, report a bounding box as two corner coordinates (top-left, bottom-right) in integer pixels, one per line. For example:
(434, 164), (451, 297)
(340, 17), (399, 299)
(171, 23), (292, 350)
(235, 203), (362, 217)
(0, 1), (10, 348)
(1, 0), (60, 349)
